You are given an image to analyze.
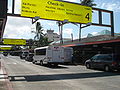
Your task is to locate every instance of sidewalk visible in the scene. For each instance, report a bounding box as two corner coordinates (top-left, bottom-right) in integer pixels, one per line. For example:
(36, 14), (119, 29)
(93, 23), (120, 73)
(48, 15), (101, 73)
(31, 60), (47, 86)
(0, 60), (13, 90)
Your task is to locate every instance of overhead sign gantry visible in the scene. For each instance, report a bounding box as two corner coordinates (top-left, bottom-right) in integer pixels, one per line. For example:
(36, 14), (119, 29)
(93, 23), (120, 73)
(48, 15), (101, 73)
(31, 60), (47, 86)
(0, 0), (114, 42)
(0, 0), (7, 39)
(8, 0), (114, 37)
(21, 0), (92, 24)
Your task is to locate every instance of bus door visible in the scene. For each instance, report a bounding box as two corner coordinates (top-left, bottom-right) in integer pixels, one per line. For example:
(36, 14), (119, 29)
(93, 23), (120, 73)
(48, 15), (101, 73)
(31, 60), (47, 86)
(52, 46), (61, 62)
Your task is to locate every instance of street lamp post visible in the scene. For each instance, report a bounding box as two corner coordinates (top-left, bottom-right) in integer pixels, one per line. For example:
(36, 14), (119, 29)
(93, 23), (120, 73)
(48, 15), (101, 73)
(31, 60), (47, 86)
(79, 23), (91, 41)
(71, 33), (73, 42)
(31, 16), (40, 47)
(32, 16), (40, 24)
(58, 20), (69, 44)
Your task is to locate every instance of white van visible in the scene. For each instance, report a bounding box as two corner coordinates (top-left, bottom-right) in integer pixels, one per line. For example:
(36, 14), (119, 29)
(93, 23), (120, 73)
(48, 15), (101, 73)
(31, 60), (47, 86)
(32, 46), (73, 66)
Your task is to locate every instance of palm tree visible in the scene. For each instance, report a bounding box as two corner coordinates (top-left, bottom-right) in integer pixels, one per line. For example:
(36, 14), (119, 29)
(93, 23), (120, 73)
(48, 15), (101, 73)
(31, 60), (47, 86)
(31, 22), (44, 46)
(27, 39), (34, 49)
(33, 22), (44, 40)
(80, 0), (96, 7)
(31, 22), (49, 47)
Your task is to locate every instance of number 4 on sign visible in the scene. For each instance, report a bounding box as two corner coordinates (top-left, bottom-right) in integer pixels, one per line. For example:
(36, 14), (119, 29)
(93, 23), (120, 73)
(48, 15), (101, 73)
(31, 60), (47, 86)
(85, 13), (90, 21)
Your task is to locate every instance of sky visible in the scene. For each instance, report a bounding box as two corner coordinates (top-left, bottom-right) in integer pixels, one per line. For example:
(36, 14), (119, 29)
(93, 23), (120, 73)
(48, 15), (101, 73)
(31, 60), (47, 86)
(3, 0), (120, 40)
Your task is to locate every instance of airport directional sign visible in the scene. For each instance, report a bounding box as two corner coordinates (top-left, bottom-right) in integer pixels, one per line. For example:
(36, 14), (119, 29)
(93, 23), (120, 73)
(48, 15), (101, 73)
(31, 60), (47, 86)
(3, 39), (26, 45)
(21, 0), (92, 24)
(0, 47), (11, 50)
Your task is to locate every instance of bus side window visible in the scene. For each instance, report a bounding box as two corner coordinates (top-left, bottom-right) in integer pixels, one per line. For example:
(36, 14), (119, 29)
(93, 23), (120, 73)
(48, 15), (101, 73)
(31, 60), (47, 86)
(36, 49), (46, 55)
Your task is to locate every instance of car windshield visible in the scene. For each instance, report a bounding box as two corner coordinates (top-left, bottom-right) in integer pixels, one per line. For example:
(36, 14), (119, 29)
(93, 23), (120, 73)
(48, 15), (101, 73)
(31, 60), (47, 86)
(23, 52), (28, 55)
(29, 54), (34, 56)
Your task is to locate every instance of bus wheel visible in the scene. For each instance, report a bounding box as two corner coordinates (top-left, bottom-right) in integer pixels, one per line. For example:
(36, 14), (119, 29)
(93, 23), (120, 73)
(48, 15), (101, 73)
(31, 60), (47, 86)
(86, 63), (91, 69)
(32, 61), (35, 64)
(40, 61), (43, 66)
(104, 65), (110, 72)
(54, 64), (58, 67)
(47, 63), (52, 67)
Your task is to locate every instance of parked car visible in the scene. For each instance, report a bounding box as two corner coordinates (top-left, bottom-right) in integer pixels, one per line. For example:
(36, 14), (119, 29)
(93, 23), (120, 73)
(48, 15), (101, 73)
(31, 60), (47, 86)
(20, 51), (29, 59)
(25, 53), (34, 62)
(85, 54), (120, 71)
(10, 51), (21, 56)
(3, 52), (8, 56)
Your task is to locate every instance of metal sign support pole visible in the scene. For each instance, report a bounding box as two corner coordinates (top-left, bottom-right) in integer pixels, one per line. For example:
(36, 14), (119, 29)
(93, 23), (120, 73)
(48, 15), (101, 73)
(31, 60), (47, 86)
(79, 24), (82, 41)
(111, 12), (114, 37)
(60, 22), (63, 44)
(12, 0), (15, 14)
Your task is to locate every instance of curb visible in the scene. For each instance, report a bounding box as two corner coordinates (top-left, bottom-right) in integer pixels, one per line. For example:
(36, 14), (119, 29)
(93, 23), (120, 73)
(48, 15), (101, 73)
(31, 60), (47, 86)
(0, 61), (14, 90)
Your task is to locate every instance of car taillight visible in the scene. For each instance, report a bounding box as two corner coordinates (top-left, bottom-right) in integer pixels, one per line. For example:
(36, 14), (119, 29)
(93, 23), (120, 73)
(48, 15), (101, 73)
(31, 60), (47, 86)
(112, 61), (117, 65)
(61, 57), (64, 59)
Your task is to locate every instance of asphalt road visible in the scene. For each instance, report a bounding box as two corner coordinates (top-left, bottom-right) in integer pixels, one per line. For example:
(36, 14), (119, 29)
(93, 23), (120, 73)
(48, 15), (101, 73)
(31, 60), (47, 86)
(1, 55), (120, 90)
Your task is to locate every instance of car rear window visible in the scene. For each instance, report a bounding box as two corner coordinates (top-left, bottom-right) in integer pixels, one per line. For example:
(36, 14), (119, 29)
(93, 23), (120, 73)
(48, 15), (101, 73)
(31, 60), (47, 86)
(98, 54), (113, 61)
(113, 54), (120, 61)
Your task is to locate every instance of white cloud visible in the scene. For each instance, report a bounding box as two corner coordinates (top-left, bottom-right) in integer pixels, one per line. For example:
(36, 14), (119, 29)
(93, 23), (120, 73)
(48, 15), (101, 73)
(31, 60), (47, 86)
(15, 0), (21, 14)
(101, 3), (106, 8)
(4, 25), (32, 39)
(91, 32), (98, 36)
(98, 1), (120, 12)
(81, 32), (99, 38)
(3, 17), (33, 39)
(63, 28), (73, 35)
(47, 22), (55, 26)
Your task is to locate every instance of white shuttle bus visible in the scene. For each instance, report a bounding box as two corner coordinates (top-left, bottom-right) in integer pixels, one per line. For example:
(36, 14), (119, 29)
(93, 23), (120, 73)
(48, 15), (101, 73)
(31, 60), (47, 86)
(32, 46), (73, 66)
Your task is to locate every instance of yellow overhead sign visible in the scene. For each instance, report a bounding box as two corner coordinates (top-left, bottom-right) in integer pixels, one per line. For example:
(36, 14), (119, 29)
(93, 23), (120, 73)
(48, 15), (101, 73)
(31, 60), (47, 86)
(0, 51), (4, 52)
(21, 0), (92, 24)
(3, 39), (26, 45)
(0, 47), (11, 50)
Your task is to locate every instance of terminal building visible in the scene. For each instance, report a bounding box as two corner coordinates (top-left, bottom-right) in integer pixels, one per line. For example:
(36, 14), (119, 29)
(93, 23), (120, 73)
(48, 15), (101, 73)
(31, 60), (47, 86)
(52, 34), (120, 64)
(44, 30), (60, 42)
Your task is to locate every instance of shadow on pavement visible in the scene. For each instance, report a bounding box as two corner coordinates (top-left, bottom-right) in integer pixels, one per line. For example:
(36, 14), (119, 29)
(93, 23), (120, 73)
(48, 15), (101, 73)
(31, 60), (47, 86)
(0, 74), (7, 75)
(36, 64), (68, 69)
(45, 65), (68, 69)
(9, 71), (120, 82)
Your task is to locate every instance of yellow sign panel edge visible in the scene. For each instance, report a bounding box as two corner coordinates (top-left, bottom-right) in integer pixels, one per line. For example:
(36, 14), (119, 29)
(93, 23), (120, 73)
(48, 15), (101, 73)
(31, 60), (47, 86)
(3, 39), (26, 45)
(21, 0), (92, 24)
